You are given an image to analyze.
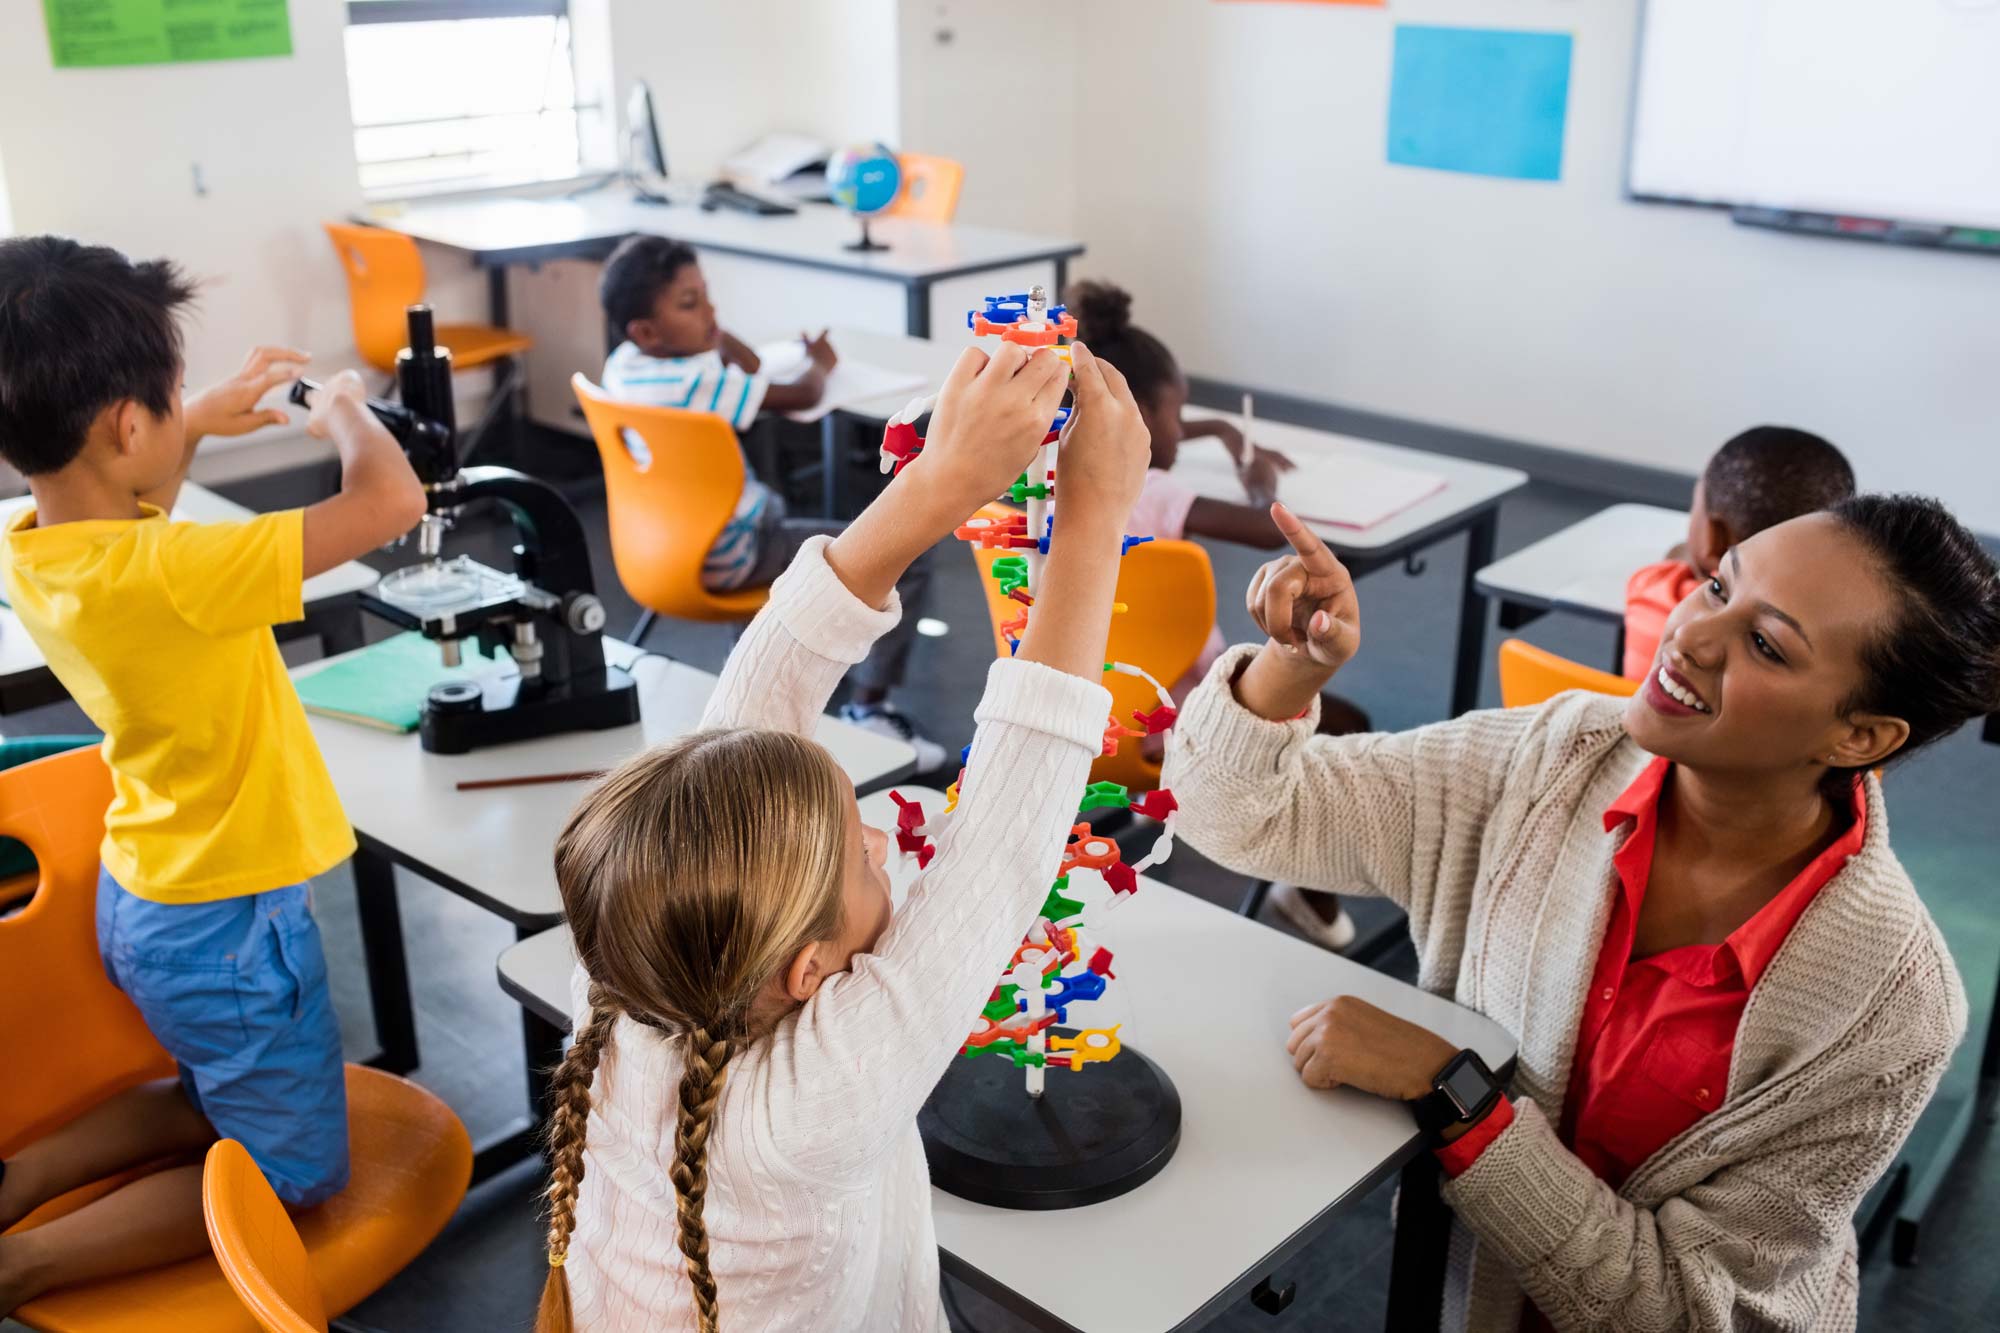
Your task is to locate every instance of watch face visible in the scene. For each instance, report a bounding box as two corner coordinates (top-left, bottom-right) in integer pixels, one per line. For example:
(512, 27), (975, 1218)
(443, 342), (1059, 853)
(1442, 1054), (1495, 1115)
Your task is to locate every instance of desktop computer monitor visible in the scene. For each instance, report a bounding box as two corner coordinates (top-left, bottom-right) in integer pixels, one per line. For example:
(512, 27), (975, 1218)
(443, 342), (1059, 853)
(625, 80), (669, 202)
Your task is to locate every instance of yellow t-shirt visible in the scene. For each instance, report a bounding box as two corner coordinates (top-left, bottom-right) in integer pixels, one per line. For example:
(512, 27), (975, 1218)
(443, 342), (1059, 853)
(2, 504), (356, 903)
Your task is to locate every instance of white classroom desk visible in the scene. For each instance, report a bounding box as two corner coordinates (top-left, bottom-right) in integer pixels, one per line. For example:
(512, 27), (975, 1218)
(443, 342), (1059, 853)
(0, 484), (380, 714)
(500, 839), (1517, 1333)
(1471, 502), (1687, 672)
(791, 330), (1528, 715)
(295, 638), (916, 1178)
(367, 190), (1082, 434)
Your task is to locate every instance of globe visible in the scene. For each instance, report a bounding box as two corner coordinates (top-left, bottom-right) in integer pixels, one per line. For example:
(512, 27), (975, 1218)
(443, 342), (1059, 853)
(826, 143), (902, 251)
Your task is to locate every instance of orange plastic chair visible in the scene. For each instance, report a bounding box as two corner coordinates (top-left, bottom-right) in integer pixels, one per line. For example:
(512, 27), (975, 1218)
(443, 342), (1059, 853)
(203, 1140), (328, 1333)
(1497, 638), (1640, 709)
(1, 747), (473, 1333)
(322, 222), (534, 374)
(573, 374), (772, 633)
(969, 506), (1216, 789)
(885, 153), (965, 223)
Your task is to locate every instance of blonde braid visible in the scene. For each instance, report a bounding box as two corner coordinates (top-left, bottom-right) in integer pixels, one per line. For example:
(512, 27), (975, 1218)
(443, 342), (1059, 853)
(534, 1001), (615, 1333)
(670, 1026), (737, 1333)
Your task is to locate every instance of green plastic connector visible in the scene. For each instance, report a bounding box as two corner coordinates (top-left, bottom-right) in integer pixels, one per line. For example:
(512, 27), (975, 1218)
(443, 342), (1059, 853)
(1079, 780), (1130, 812)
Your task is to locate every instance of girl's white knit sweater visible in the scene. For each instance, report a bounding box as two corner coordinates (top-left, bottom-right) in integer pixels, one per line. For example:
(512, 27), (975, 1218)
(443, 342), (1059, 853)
(564, 536), (1110, 1332)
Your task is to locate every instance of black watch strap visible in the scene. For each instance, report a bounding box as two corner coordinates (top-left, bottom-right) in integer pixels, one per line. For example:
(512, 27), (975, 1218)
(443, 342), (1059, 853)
(1411, 1048), (1503, 1145)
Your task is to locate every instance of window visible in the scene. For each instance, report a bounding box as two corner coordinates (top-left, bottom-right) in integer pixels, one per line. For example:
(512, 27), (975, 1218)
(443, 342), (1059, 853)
(344, 1), (590, 197)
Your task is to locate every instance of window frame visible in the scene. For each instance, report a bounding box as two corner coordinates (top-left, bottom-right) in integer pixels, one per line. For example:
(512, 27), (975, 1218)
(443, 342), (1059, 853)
(343, 0), (598, 200)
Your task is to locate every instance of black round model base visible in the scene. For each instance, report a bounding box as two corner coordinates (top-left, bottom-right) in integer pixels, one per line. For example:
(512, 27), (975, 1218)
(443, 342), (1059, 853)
(919, 1037), (1180, 1210)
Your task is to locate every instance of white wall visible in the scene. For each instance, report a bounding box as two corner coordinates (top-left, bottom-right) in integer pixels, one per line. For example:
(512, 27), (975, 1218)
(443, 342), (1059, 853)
(902, 0), (2000, 532)
(0, 0), (364, 409)
(896, 2), (1078, 233)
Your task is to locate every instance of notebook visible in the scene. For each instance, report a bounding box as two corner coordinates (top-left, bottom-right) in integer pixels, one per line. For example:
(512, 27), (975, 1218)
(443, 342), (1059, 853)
(1271, 453), (1446, 531)
(294, 632), (500, 733)
(757, 340), (928, 424)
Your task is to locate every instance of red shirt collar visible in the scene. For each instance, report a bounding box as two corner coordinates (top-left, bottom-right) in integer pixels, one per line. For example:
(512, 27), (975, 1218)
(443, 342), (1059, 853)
(1603, 757), (1867, 988)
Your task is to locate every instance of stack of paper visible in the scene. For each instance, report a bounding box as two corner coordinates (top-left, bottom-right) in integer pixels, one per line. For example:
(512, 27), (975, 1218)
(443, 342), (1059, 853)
(1276, 453), (1446, 531)
(294, 632), (501, 733)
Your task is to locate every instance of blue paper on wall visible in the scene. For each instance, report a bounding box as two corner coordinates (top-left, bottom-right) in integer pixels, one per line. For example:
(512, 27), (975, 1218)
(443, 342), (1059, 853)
(1387, 25), (1572, 182)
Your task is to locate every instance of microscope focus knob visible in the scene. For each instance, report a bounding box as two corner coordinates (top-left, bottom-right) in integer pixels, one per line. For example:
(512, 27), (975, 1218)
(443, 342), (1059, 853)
(565, 593), (607, 635)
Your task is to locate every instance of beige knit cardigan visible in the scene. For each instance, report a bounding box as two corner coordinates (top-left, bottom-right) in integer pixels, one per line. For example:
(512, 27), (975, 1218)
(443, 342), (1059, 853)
(1161, 646), (1967, 1333)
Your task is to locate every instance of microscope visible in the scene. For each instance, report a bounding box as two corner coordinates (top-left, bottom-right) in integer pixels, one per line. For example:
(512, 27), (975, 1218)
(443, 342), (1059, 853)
(293, 306), (641, 754)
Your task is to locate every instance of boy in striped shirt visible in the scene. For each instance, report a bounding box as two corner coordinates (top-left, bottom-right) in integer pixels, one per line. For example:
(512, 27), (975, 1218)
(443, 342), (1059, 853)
(599, 234), (945, 769)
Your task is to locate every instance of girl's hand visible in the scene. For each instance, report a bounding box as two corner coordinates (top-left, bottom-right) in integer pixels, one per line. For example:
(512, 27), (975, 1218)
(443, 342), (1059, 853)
(804, 328), (837, 373)
(184, 345), (309, 445)
(1246, 503), (1361, 671)
(1238, 445), (1294, 509)
(914, 341), (1069, 515)
(1286, 995), (1457, 1100)
(1049, 342), (1150, 524)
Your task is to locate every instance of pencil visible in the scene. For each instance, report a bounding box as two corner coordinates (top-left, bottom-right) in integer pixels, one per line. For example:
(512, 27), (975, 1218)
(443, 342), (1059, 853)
(456, 771), (605, 792)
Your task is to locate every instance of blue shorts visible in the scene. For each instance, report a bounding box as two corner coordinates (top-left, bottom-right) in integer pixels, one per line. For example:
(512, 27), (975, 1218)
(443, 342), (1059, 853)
(96, 869), (349, 1206)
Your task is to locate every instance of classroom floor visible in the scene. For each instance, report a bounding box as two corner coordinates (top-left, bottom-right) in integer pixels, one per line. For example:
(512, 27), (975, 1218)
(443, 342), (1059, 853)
(4, 433), (1994, 1332)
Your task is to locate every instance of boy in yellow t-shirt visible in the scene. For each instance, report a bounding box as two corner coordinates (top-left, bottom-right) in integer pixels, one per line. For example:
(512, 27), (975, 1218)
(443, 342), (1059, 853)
(0, 236), (426, 1310)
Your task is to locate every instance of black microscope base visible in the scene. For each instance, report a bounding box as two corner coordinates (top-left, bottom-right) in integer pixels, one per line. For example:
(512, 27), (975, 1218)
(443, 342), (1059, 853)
(418, 667), (641, 754)
(919, 1036), (1181, 1210)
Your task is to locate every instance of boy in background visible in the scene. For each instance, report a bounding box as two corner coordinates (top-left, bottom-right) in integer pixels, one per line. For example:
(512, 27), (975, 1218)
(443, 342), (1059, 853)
(1624, 426), (1855, 678)
(0, 236), (425, 1310)
(598, 233), (946, 769)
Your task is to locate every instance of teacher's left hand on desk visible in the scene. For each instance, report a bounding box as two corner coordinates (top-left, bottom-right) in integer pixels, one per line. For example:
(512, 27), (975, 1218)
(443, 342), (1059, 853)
(1286, 994), (1457, 1104)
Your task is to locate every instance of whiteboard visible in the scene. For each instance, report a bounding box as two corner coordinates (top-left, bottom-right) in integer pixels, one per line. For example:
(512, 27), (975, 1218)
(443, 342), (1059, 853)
(1628, 0), (2000, 229)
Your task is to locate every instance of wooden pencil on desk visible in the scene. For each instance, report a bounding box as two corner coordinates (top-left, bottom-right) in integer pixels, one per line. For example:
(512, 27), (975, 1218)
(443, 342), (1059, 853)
(456, 770), (605, 792)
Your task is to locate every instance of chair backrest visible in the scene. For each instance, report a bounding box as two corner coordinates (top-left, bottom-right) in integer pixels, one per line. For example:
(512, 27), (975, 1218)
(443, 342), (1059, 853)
(0, 746), (176, 1156)
(969, 509), (1216, 789)
(572, 374), (765, 621)
(1497, 638), (1640, 709)
(323, 222), (428, 373)
(203, 1138), (331, 1333)
(886, 153), (965, 222)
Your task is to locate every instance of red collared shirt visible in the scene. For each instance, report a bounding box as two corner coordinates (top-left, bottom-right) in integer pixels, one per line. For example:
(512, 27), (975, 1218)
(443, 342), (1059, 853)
(1439, 757), (1866, 1191)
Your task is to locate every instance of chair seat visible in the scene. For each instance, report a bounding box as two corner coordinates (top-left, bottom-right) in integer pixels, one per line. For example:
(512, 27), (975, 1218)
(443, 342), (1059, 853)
(706, 583), (773, 619)
(436, 323), (534, 371)
(14, 1065), (471, 1333)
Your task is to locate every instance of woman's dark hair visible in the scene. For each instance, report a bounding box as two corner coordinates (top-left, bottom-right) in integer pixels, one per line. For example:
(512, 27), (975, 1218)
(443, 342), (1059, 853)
(1824, 494), (2000, 801)
(599, 234), (699, 332)
(1064, 280), (1180, 406)
(0, 235), (196, 475)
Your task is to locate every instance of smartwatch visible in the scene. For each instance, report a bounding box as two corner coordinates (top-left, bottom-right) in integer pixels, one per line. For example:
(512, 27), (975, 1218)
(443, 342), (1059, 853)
(1411, 1048), (1503, 1146)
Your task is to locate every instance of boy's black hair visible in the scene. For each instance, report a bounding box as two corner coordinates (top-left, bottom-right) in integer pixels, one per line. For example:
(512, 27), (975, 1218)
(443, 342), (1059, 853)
(1825, 493), (2000, 801)
(0, 235), (196, 475)
(1703, 426), (1855, 538)
(599, 234), (700, 332)
(1065, 280), (1180, 406)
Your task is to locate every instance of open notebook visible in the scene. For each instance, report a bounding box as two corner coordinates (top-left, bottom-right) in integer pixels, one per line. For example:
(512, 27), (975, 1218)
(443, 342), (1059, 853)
(1270, 453), (1446, 531)
(757, 340), (926, 424)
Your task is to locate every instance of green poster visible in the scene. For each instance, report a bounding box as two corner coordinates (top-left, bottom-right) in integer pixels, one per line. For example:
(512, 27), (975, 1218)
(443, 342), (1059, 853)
(44, 0), (292, 69)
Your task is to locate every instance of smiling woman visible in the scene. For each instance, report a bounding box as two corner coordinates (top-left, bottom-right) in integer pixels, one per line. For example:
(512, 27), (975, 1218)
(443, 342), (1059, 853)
(1161, 494), (2000, 1332)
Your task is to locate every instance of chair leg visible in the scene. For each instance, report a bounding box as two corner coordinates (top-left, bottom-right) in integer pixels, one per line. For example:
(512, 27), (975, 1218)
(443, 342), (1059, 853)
(630, 609), (657, 648)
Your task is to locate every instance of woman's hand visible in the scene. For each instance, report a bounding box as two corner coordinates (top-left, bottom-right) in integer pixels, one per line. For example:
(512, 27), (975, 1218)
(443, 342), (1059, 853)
(1247, 503), (1361, 670)
(184, 345), (309, 447)
(1286, 995), (1458, 1101)
(910, 341), (1069, 517)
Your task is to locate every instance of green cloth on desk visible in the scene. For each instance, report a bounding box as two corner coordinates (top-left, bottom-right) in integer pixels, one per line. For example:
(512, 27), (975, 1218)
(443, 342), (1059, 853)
(293, 632), (500, 733)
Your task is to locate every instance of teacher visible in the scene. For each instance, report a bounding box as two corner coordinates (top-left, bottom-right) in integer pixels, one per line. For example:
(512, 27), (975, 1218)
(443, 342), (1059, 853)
(1162, 494), (2000, 1331)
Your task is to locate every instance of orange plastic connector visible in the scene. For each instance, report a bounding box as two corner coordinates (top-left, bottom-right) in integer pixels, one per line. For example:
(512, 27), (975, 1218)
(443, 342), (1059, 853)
(1059, 823), (1122, 875)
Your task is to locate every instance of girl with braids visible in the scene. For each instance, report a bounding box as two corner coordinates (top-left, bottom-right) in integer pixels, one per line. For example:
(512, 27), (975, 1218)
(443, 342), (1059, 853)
(1167, 493), (1998, 1330)
(1069, 277), (1371, 949)
(535, 339), (1153, 1332)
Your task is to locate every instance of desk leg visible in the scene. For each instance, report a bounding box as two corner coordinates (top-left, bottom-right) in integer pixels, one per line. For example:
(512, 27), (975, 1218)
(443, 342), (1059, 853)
(353, 847), (420, 1076)
(487, 265), (511, 328)
(519, 925), (564, 1127)
(1385, 1153), (1449, 1332)
(1450, 511), (1499, 717)
(820, 414), (844, 518)
(906, 281), (931, 338)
